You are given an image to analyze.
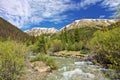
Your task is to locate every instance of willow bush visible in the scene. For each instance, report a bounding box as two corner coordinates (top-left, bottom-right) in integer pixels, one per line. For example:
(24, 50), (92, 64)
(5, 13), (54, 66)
(90, 28), (120, 70)
(0, 40), (28, 80)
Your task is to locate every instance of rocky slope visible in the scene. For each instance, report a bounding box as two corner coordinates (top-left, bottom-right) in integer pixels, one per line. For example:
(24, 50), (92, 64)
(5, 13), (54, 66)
(61, 19), (117, 30)
(25, 27), (58, 36)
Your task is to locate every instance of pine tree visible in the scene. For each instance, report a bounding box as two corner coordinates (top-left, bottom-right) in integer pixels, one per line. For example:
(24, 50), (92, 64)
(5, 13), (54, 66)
(74, 28), (80, 42)
(37, 34), (47, 54)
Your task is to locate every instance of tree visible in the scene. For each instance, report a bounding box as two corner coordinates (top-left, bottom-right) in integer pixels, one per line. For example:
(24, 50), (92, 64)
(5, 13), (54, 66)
(60, 27), (68, 50)
(74, 28), (80, 42)
(37, 34), (47, 54)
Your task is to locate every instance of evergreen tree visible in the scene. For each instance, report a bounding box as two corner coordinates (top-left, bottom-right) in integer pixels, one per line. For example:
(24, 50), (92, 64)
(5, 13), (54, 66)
(37, 34), (47, 54)
(74, 28), (80, 42)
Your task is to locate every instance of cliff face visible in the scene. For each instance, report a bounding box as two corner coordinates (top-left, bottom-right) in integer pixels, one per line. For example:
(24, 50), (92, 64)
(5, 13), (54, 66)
(25, 27), (58, 36)
(61, 19), (117, 30)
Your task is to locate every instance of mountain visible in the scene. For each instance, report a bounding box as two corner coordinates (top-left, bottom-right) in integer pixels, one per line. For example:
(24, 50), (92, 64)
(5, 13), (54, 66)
(25, 27), (58, 36)
(0, 17), (30, 42)
(61, 19), (117, 30)
(25, 19), (118, 36)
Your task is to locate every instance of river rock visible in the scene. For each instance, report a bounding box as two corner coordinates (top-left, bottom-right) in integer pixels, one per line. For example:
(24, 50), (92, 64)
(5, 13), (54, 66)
(31, 61), (51, 72)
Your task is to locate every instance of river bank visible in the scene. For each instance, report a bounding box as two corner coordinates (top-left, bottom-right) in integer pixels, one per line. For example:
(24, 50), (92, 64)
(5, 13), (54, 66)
(20, 55), (52, 80)
(50, 51), (89, 60)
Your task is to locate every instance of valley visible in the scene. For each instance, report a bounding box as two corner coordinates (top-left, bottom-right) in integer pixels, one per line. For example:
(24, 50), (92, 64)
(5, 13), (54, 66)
(0, 17), (120, 80)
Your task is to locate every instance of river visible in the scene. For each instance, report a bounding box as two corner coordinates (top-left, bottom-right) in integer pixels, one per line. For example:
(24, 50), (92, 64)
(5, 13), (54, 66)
(45, 57), (118, 80)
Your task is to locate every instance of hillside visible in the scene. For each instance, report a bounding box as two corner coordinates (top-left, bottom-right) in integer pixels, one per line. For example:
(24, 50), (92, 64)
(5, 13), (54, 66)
(0, 17), (31, 42)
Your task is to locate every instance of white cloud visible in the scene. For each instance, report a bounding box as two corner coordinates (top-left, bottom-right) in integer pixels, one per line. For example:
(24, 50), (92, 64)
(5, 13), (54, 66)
(48, 15), (68, 24)
(0, 0), (30, 28)
(0, 0), (73, 28)
(75, 0), (120, 11)
(0, 0), (120, 29)
(101, 0), (120, 11)
(79, 0), (101, 9)
(74, 0), (120, 18)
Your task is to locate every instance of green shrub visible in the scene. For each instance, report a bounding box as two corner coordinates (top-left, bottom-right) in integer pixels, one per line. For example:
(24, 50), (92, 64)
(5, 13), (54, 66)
(89, 28), (120, 70)
(0, 40), (28, 80)
(30, 54), (58, 69)
(49, 39), (62, 52)
(67, 41), (83, 51)
(80, 49), (88, 54)
(31, 43), (40, 53)
(74, 41), (83, 51)
(67, 43), (76, 51)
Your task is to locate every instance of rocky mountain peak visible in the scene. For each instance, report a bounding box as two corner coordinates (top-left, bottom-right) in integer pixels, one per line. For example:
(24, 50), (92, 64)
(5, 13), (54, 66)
(25, 27), (58, 36)
(61, 19), (117, 30)
(25, 19), (118, 36)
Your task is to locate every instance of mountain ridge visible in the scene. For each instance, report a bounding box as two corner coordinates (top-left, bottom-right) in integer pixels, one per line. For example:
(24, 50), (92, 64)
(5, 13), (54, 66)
(25, 27), (58, 36)
(25, 19), (117, 36)
(60, 19), (117, 30)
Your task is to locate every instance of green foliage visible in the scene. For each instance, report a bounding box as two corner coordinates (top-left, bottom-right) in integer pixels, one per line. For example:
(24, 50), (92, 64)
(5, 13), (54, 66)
(80, 49), (88, 54)
(67, 41), (83, 51)
(30, 54), (58, 69)
(0, 40), (28, 80)
(90, 27), (120, 70)
(32, 34), (48, 54)
(67, 43), (76, 51)
(49, 39), (63, 52)
(31, 43), (40, 53)
(74, 28), (80, 42)
(59, 27), (97, 51)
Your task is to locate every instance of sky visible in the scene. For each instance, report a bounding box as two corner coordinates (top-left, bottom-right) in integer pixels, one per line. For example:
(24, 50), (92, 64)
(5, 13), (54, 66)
(0, 0), (120, 31)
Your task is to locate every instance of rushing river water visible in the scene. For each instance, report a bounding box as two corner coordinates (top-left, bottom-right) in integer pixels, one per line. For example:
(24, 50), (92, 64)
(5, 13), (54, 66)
(45, 57), (118, 80)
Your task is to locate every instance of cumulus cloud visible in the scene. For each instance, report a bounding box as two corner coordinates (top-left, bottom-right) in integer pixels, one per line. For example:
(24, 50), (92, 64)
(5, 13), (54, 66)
(0, 0), (120, 29)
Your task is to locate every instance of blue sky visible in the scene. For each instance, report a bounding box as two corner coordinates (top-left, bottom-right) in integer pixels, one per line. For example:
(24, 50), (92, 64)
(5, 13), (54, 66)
(0, 0), (120, 31)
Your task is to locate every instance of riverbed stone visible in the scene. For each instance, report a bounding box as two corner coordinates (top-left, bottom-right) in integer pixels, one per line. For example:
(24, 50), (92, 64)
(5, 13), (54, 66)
(31, 61), (51, 72)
